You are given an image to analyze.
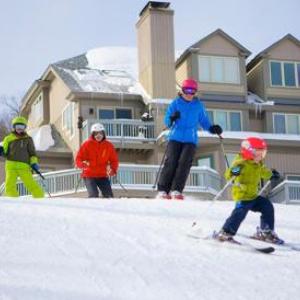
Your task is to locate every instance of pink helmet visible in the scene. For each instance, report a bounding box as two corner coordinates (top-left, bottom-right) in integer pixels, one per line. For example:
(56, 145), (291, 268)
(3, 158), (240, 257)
(182, 78), (198, 91)
(241, 137), (267, 160)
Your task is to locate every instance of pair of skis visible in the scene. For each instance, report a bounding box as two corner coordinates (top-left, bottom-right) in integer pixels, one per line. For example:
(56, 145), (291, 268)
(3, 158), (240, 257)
(188, 230), (275, 254)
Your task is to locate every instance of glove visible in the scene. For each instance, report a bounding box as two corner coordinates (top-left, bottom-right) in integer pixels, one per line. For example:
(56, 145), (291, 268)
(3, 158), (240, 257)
(230, 166), (241, 176)
(170, 111), (180, 124)
(271, 169), (280, 180)
(31, 163), (40, 172)
(107, 166), (116, 177)
(0, 146), (3, 156)
(209, 124), (223, 135)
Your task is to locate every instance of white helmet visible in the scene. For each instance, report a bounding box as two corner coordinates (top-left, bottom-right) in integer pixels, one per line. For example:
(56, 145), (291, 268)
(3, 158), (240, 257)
(91, 123), (105, 133)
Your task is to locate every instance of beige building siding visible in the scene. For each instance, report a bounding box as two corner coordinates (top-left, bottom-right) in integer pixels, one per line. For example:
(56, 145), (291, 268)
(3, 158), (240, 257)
(266, 86), (300, 98)
(48, 76), (80, 153)
(198, 82), (245, 95)
(197, 34), (240, 56)
(249, 111), (264, 132)
(247, 61), (266, 99)
(266, 151), (300, 176)
(136, 8), (176, 98)
(268, 39), (300, 61)
(176, 60), (189, 87)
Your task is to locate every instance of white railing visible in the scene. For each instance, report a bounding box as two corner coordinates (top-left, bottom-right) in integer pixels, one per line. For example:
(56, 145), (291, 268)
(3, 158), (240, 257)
(82, 119), (156, 143)
(0, 164), (221, 198)
(270, 180), (300, 204)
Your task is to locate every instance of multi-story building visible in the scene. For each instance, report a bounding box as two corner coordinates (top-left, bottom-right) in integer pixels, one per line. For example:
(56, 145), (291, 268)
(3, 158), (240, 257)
(3, 1), (299, 198)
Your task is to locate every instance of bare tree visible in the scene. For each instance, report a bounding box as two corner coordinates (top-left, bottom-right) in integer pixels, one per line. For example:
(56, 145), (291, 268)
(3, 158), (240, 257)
(0, 94), (22, 139)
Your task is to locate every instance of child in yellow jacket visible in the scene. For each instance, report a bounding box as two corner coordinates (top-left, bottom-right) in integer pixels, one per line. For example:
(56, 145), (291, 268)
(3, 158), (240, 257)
(216, 137), (283, 244)
(0, 116), (44, 198)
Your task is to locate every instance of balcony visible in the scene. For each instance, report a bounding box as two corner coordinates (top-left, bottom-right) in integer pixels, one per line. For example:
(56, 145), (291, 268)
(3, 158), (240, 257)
(0, 165), (222, 199)
(82, 119), (156, 149)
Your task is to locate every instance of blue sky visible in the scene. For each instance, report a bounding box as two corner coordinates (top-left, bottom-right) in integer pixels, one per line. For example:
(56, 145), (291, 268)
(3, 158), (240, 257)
(0, 0), (299, 97)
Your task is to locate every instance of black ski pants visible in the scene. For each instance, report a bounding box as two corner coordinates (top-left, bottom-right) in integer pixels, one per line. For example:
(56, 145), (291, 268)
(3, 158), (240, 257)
(157, 140), (196, 194)
(84, 177), (113, 198)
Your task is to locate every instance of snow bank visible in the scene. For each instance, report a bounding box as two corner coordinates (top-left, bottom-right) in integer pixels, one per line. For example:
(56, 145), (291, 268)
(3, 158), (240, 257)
(27, 124), (55, 151)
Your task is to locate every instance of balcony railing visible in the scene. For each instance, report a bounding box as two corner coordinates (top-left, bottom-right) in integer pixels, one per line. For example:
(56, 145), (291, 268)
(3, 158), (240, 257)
(82, 119), (156, 143)
(0, 164), (221, 198)
(269, 180), (300, 204)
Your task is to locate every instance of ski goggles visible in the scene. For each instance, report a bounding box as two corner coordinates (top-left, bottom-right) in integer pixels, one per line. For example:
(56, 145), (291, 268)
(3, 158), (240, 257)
(14, 124), (26, 130)
(182, 88), (196, 95)
(93, 131), (104, 136)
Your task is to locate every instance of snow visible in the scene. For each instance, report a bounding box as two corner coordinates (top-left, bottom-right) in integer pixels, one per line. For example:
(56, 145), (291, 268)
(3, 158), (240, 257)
(0, 196), (299, 300)
(86, 47), (138, 81)
(27, 124), (55, 151)
(157, 129), (300, 142)
(58, 47), (151, 101)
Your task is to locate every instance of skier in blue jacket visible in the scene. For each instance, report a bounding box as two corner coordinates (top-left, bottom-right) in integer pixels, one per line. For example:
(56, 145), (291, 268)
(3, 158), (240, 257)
(157, 78), (223, 200)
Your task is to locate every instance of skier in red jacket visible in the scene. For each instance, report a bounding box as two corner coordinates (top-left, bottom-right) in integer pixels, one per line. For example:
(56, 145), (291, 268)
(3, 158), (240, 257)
(76, 123), (119, 198)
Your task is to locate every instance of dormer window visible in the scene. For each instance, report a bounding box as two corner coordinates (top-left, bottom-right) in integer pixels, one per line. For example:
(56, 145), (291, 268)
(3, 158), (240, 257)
(198, 55), (240, 84)
(270, 61), (300, 87)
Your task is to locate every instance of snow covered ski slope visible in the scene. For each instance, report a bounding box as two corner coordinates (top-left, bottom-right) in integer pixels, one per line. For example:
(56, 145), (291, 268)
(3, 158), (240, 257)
(0, 196), (300, 300)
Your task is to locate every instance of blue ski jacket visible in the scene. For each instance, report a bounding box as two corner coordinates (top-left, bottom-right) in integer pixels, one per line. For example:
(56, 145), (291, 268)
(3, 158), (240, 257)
(165, 96), (212, 145)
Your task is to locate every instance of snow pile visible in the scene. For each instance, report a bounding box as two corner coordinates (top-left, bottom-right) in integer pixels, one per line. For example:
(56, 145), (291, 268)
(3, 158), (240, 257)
(27, 124), (55, 151)
(0, 196), (299, 300)
(86, 47), (138, 80)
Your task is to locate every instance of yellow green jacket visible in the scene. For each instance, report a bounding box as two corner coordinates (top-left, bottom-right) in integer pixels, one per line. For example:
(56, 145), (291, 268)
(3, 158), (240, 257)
(2, 132), (38, 170)
(225, 154), (272, 201)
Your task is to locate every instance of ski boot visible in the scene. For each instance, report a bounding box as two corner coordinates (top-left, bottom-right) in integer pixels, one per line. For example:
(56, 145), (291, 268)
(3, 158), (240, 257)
(213, 230), (240, 244)
(253, 227), (284, 245)
(156, 191), (171, 200)
(170, 191), (184, 200)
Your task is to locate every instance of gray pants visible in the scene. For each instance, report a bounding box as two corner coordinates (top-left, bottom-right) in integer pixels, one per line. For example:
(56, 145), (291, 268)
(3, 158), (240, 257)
(84, 177), (113, 198)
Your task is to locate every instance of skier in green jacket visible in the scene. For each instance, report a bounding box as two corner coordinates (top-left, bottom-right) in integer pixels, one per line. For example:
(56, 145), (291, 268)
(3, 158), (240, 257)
(215, 137), (284, 244)
(0, 116), (44, 198)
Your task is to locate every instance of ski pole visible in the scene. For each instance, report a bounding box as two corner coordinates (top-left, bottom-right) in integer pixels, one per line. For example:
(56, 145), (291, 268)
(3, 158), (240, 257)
(152, 143), (168, 190)
(32, 168), (52, 198)
(74, 175), (83, 193)
(113, 175), (128, 192)
(218, 134), (230, 168)
(212, 176), (235, 201)
(258, 180), (271, 196)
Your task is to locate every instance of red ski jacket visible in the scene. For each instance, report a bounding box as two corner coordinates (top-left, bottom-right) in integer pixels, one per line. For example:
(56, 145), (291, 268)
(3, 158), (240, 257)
(75, 136), (119, 178)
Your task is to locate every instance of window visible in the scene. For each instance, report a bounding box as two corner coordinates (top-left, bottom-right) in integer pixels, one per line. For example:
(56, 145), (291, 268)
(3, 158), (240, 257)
(31, 94), (43, 123)
(273, 113), (300, 134)
(62, 103), (75, 136)
(208, 110), (242, 131)
(98, 108), (132, 119)
(98, 109), (114, 119)
(270, 62), (282, 86)
(197, 156), (214, 169)
(270, 60), (300, 87)
(116, 109), (132, 119)
(198, 55), (240, 84)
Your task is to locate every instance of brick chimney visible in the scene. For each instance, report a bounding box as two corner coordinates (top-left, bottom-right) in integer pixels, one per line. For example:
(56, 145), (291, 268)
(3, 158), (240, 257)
(136, 1), (176, 99)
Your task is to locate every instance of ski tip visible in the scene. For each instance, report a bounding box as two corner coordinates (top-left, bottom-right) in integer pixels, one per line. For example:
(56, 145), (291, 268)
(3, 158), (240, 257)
(257, 246), (275, 254)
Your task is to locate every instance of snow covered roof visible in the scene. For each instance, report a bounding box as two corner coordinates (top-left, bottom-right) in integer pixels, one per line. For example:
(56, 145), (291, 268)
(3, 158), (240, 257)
(52, 47), (150, 100)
